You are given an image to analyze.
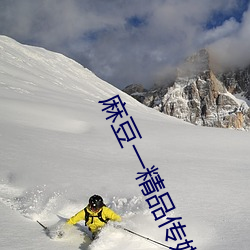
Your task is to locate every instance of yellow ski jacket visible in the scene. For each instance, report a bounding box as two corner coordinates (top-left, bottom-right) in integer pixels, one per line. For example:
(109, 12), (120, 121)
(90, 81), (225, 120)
(67, 206), (121, 233)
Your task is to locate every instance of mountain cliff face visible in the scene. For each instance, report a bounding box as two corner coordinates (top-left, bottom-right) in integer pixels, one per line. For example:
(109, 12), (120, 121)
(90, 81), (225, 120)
(123, 49), (250, 130)
(217, 66), (250, 100)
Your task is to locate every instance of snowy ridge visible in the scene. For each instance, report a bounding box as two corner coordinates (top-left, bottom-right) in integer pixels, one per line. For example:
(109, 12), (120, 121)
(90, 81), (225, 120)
(0, 36), (250, 249)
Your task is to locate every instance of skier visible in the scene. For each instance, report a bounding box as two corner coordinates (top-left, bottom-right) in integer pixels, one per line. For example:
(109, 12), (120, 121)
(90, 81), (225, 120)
(66, 194), (122, 239)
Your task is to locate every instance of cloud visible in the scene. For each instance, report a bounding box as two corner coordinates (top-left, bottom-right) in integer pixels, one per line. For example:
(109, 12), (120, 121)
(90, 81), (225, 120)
(0, 0), (249, 89)
(200, 18), (240, 45)
(208, 3), (250, 68)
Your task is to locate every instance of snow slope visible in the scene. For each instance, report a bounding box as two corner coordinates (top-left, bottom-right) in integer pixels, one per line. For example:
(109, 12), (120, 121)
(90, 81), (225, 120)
(0, 36), (250, 250)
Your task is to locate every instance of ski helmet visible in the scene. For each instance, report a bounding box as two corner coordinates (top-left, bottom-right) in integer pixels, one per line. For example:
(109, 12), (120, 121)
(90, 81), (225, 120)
(89, 195), (104, 210)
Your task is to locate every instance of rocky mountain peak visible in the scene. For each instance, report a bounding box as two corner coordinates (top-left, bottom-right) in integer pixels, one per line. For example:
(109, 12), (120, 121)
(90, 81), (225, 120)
(123, 49), (250, 130)
(177, 49), (210, 78)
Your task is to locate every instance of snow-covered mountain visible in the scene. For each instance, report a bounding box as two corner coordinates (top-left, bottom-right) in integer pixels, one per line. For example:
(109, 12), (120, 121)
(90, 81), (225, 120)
(124, 49), (250, 130)
(0, 36), (250, 250)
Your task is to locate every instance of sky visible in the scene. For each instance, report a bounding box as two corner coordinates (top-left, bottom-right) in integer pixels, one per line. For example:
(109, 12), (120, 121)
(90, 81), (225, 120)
(0, 0), (249, 89)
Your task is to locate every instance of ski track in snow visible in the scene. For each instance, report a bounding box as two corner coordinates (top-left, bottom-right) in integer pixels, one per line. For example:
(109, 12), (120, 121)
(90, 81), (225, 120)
(0, 99), (92, 134)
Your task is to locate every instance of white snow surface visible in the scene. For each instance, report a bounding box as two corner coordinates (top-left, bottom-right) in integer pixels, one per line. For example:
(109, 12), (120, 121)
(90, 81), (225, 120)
(0, 35), (250, 250)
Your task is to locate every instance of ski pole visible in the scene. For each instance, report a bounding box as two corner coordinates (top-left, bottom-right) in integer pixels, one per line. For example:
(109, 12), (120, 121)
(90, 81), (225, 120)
(37, 220), (48, 231)
(122, 227), (171, 249)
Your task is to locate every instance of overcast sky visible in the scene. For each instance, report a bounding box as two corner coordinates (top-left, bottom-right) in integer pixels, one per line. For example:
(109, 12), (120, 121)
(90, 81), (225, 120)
(0, 0), (249, 89)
